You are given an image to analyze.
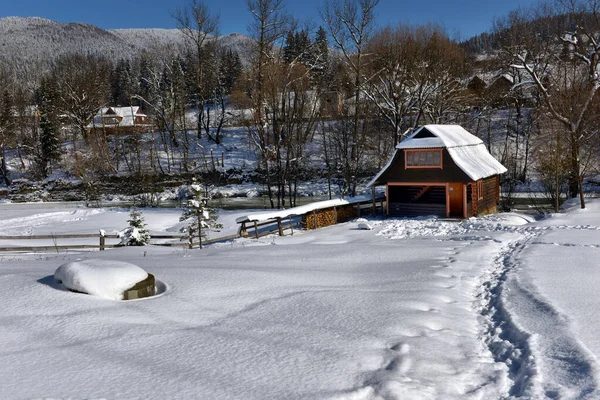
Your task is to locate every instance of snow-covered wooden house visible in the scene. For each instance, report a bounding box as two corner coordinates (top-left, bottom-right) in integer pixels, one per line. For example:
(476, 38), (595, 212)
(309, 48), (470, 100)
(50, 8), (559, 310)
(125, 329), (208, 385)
(368, 125), (507, 218)
(87, 106), (152, 135)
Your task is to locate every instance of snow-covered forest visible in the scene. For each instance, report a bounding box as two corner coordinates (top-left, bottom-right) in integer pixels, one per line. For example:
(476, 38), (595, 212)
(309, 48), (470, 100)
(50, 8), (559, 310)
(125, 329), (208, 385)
(0, 0), (598, 210)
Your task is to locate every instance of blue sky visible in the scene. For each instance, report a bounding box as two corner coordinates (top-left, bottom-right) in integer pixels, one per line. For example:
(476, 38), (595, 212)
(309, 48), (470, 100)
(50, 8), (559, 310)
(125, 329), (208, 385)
(0, 0), (538, 40)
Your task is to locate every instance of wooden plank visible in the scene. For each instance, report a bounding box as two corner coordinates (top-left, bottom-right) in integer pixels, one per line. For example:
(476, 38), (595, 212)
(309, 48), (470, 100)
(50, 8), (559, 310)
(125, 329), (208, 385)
(185, 234), (243, 248)
(203, 234), (241, 245)
(0, 244), (119, 252)
(152, 242), (190, 248)
(0, 234), (119, 240)
(149, 234), (186, 239)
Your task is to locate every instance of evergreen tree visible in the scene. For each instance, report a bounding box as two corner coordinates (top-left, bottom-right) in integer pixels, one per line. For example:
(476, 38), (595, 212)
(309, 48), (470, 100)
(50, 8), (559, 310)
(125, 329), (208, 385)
(296, 30), (312, 64)
(283, 30), (312, 65)
(283, 32), (297, 64)
(111, 59), (133, 106)
(120, 209), (151, 246)
(219, 49), (242, 95)
(137, 55), (153, 112)
(314, 26), (330, 79)
(36, 77), (61, 178)
(0, 89), (12, 186)
(0, 90), (10, 128)
(180, 181), (221, 249)
(38, 115), (61, 178)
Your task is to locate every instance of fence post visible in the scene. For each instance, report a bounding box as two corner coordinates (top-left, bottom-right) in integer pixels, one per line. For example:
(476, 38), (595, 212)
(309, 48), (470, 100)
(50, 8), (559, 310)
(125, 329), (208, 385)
(99, 230), (105, 251)
(188, 227), (193, 249)
(372, 187), (376, 216)
(277, 217), (284, 236)
(254, 221), (259, 239)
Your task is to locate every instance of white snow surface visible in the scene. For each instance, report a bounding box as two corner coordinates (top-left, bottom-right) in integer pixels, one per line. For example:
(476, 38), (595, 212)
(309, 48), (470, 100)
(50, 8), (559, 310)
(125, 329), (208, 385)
(54, 259), (149, 300)
(1, 200), (600, 398)
(446, 143), (507, 181)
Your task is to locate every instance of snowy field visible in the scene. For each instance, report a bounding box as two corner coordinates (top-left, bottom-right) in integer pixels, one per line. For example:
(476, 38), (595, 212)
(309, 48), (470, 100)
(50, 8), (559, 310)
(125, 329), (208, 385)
(1, 201), (600, 399)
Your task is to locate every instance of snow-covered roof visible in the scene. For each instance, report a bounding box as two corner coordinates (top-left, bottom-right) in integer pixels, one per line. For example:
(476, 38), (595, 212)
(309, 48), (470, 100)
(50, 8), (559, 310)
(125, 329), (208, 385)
(400, 125), (483, 148)
(87, 106), (148, 128)
(236, 195), (375, 223)
(396, 137), (444, 149)
(446, 144), (506, 181)
(368, 125), (507, 186)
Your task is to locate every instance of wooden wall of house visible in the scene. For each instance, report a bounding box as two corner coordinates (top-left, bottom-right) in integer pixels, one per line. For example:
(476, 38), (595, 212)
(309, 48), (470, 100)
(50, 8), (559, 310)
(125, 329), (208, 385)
(470, 175), (500, 216)
(89, 126), (149, 136)
(379, 149), (472, 184)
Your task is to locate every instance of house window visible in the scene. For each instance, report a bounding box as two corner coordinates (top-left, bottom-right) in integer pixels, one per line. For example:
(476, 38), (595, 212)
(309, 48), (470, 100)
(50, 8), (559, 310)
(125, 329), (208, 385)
(405, 149), (442, 169)
(477, 180), (484, 200)
(102, 117), (119, 125)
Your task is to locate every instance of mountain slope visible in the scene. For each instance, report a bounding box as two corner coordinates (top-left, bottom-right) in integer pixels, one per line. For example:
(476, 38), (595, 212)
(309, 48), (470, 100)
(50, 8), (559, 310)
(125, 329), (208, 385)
(0, 17), (253, 80)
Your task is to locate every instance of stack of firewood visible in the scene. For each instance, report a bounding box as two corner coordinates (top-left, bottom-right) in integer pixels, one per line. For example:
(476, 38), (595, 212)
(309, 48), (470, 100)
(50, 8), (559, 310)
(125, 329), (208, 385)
(301, 205), (358, 230)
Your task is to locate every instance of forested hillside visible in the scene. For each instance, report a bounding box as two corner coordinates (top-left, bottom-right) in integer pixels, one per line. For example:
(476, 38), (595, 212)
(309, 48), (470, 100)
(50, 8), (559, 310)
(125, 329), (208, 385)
(0, 17), (252, 82)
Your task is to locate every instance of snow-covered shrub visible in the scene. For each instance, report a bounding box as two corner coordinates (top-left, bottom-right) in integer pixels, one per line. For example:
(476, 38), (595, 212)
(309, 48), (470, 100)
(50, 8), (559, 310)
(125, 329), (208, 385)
(180, 182), (222, 249)
(120, 209), (151, 246)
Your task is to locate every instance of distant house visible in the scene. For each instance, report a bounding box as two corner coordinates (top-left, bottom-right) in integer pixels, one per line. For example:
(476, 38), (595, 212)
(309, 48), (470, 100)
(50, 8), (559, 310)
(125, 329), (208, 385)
(87, 106), (152, 135)
(319, 91), (343, 117)
(368, 125), (507, 218)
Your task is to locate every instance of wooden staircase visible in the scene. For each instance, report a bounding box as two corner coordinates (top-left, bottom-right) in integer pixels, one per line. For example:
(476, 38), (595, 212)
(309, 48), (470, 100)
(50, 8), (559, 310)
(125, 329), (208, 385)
(411, 186), (431, 202)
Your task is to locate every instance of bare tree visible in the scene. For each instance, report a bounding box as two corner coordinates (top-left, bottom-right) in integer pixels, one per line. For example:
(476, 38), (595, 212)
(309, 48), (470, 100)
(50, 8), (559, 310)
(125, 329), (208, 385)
(268, 33), (323, 207)
(498, 1), (600, 208)
(52, 54), (111, 147)
(246, 0), (292, 208)
(533, 119), (571, 212)
(363, 24), (418, 147)
(322, 0), (379, 196)
(133, 54), (189, 174)
(419, 28), (469, 125)
(173, 0), (220, 140)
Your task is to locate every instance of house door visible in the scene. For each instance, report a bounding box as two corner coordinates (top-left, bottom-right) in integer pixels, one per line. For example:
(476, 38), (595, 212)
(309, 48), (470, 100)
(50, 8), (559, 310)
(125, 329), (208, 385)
(448, 183), (463, 217)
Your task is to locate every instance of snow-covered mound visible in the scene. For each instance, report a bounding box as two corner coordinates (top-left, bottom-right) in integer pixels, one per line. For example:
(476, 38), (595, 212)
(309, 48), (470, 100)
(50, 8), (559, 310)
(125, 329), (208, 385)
(54, 259), (149, 300)
(356, 218), (373, 230)
(375, 216), (468, 239)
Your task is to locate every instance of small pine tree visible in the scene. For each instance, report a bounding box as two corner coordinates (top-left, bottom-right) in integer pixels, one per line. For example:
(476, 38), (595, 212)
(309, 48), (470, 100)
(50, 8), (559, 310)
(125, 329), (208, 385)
(36, 77), (61, 178)
(0, 89), (12, 186)
(313, 26), (330, 86)
(36, 115), (62, 178)
(120, 209), (151, 246)
(180, 182), (222, 249)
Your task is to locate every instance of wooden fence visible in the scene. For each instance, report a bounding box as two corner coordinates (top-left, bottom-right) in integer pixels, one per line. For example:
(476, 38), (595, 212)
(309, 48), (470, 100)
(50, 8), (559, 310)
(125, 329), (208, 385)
(0, 233), (121, 252)
(0, 197), (385, 253)
(0, 231), (249, 253)
(238, 196), (385, 238)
